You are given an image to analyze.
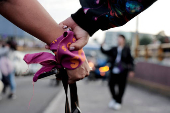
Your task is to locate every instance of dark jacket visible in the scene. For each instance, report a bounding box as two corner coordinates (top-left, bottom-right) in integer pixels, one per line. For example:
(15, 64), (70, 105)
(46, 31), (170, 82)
(101, 46), (134, 73)
(72, 0), (157, 36)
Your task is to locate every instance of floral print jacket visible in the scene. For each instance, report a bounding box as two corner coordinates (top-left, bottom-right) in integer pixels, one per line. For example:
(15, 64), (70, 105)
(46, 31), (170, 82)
(71, 0), (157, 36)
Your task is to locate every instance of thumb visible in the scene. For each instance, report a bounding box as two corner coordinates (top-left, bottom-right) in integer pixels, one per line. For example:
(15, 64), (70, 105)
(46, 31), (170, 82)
(45, 45), (50, 49)
(60, 17), (74, 28)
(69, 38), (88, 50)
(68, 79), (76, 84)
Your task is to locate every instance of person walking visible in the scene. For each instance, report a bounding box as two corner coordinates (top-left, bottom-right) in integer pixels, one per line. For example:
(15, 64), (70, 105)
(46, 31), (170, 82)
(101, 34), (134, 110)
(0, 71), (4, 100)
(0, 41), (17, 99)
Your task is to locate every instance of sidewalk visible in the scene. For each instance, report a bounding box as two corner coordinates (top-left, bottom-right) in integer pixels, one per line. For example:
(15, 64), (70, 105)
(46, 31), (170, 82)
(44, 80), (170, 113)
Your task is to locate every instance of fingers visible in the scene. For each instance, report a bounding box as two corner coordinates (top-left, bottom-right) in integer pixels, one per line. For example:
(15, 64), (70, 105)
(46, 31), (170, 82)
(85, 71), (90, 77)
(67, 72), (89, 84)
(68, 75), (84, 84)
(68, 75), (83, 84)
(69, 37), (88, 50)
(68, 80), (76, 84)
(45, 45), (50, 49)
(67, 60), (90, 84)
(60, 18), (90, 51)
(60, 17), (76, 29)
(68, 70), (90, 84)
(59, 23), (72, 31)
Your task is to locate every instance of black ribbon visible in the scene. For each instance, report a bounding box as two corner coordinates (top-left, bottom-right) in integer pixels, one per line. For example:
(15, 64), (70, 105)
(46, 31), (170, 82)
(59, 69), (81, 113)
(37, 68), (81, 113)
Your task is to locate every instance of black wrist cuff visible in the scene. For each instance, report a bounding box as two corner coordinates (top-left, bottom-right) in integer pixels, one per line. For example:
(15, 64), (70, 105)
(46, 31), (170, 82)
(71, 8), (100, 36)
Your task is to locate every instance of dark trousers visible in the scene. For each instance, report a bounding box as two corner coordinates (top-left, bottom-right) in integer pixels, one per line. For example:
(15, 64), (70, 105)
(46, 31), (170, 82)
(108, 71), (128, 104)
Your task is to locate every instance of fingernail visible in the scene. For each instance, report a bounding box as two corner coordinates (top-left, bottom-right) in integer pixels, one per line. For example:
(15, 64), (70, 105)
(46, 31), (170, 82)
(70, 46), (75, 50)
(45, 45), (49, 49)
(67, 28), (72, 31)
(63, 25), (68, 29)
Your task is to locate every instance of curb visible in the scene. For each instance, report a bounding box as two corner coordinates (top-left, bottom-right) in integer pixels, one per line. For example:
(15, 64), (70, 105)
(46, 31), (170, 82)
(128, 77), (170, 97)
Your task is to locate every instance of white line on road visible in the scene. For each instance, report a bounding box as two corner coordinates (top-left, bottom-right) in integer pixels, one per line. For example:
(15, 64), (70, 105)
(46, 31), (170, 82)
(43, 88), (65, 113)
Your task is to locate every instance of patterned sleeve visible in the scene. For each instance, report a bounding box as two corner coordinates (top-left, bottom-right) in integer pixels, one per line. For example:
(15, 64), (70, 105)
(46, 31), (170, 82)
(71, 0), (157, 36)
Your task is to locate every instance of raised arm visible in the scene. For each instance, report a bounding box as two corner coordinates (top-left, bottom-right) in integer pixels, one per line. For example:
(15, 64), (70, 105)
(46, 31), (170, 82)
(127, 47), (134, 71)
(100, 45), (113, 56)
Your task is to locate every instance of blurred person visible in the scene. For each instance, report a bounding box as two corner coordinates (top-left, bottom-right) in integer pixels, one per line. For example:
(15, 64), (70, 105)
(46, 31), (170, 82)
(101, 35), (134, 110)
(0, 40), (17, 99)
(152, 38), (161, 46)
(0, 71), (4, 100)
(164, 37), (170, 43)
(163, 37), (170, 53)
(151, 38), (161, 55)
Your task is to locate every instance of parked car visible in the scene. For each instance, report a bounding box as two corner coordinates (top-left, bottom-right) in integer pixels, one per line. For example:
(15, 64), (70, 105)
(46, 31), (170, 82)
(10, 51), (41, 76)
(83, 44), (109, 80)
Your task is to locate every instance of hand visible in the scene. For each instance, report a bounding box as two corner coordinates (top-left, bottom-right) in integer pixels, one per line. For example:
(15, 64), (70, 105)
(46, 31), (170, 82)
(67, 59), (90, 84)
(60, 17), (90, 50)
(128, 71), (135, 78)
(101, 42), (105, 46)
(45, 17), (90, 50)
(45, 24), (90, 84)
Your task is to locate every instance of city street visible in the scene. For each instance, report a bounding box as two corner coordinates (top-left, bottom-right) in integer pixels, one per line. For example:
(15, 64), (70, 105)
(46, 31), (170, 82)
(0, 76), (61, 113)
(0, 0), (170, 113)
(1, 76), (170, 113)
(50, 80), (170, 113)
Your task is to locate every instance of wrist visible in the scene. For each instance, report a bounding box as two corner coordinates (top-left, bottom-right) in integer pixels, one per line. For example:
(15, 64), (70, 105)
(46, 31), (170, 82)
(46, 27), (65, 45)
(69, 17), (78, 29)
(62, 17), (77, 30)
(71, 8), (100, 36)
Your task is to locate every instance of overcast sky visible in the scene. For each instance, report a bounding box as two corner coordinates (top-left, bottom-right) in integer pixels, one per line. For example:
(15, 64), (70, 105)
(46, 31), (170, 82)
(38, 0), (170, 42)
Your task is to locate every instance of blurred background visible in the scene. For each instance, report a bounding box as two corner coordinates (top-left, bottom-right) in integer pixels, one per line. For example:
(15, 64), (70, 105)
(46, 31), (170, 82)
(0, 0), (170, 113)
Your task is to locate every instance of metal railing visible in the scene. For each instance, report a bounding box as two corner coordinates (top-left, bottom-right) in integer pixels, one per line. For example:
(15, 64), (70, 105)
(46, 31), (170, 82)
(135, 43), (170, 61)
(17, 46), (45, 51)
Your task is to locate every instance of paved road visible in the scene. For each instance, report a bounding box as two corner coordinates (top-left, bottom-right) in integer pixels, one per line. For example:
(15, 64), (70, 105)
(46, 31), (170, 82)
(0, 76), (61, 113)
(52, 80), (170, 113)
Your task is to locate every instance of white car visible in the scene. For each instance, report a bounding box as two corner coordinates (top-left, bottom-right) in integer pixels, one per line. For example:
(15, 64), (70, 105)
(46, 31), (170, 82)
(10, 51), (41, 76)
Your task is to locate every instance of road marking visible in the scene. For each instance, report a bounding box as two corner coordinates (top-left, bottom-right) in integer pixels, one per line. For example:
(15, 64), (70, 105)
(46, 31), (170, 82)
(43, 88), (65, 113)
